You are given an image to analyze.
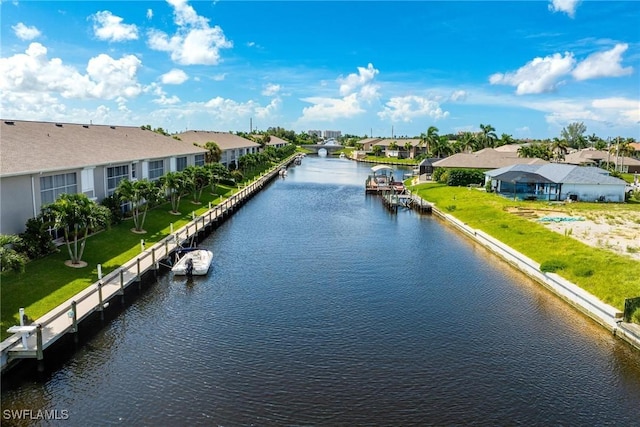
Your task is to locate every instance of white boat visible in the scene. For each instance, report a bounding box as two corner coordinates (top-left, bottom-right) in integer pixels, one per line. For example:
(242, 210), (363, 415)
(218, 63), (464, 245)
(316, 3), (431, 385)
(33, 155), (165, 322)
(172, 249), (213, 276)
(339, 153), (346, 158)
(279, 167), (288, 176)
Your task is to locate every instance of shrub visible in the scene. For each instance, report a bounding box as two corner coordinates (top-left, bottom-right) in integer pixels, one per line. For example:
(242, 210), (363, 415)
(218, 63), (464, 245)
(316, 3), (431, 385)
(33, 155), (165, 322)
(432, 168), (447, 183)
(633, 308), (640, 324)
(446, 168), (486, 187)
(540, 259), (568, 273)
(101, 194), (124, 224)
(16, 216), (56, 260)
(445, 205), (457, 212)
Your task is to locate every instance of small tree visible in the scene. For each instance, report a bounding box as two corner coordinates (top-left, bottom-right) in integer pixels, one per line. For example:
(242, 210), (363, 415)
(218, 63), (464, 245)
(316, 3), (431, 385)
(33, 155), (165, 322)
(204, 141), (222, 163)
(205, 163), (230, 195)
(372, 145), (383, 157)
(17, 216), (56, 259)
(159, 171), (187, 214)
(116, 179), (161, 233)
(42, 193), (111, 266)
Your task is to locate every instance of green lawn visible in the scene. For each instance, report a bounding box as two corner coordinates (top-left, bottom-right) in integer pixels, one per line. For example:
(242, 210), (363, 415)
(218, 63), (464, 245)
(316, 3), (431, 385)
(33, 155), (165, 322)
(0, 184), (238, 339)
(411, 182), (640, 312)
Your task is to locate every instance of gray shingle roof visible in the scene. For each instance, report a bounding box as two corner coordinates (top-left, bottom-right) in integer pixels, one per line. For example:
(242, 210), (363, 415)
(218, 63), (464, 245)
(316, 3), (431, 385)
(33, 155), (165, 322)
(0, 119), (207, 177)
(486, 163), (626, 186)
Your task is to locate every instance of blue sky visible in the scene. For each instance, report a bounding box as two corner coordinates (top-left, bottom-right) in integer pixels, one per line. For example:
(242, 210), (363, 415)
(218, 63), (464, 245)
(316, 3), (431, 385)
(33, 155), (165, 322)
(1, 0), (638, 140)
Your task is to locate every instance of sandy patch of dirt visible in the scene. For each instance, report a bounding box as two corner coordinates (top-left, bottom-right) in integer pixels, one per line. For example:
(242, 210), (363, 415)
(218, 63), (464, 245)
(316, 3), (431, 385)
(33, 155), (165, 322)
(508, 207), (640, 261)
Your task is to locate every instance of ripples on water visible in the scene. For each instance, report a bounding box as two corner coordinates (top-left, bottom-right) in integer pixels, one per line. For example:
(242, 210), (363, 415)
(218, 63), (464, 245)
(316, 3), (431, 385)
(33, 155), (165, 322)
(2, 157), (640, 426)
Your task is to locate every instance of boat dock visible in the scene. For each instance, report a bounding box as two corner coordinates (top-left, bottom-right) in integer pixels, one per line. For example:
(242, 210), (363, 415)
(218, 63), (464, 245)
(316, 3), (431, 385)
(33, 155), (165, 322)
(380, 191), (433, 213)
(1, 158), (296, 373)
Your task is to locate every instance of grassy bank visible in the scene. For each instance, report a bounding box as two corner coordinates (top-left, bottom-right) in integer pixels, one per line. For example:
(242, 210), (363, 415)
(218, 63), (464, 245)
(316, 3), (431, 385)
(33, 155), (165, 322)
(0, 184), (239, 340)
(411, 182), (640, 312)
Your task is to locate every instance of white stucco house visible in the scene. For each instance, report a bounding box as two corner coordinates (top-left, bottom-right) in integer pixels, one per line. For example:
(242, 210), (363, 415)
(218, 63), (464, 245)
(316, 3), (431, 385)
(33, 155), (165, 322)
(485, 163), (628, 202)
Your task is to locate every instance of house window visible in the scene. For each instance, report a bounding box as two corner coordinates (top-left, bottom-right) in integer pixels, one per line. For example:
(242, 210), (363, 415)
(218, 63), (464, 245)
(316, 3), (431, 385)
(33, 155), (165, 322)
(194, 154), (205, 166)
(40, 173), (77, 205)
(106, 165), (129, 195)
(176, 157), (188, 171)
(131, 163), (137, 179)
(148, 160), (164, 181)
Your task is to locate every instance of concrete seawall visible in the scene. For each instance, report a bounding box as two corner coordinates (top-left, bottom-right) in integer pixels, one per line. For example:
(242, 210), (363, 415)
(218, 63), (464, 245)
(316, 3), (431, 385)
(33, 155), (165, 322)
(429, 205), (640, 351)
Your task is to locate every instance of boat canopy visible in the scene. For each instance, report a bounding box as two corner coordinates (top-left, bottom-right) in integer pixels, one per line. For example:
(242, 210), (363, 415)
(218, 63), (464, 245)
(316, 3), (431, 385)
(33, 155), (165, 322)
(371, 165), (394, 173)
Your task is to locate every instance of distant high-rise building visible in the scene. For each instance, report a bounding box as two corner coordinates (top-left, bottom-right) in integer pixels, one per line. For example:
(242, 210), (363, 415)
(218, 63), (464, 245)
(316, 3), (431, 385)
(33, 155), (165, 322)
(308, 130), (322, 138)
(323, 130), (342, 139)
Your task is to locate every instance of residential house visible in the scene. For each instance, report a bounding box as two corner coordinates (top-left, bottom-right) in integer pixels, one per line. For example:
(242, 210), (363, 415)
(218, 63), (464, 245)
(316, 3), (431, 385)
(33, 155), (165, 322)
(372, 138), (422, 159)
(485, 163), (627, 202)
(0, 120), (207, 235)
(175, 131), (261, 168)
(562, 148), (640, 173)
(432, 148), (547, 170)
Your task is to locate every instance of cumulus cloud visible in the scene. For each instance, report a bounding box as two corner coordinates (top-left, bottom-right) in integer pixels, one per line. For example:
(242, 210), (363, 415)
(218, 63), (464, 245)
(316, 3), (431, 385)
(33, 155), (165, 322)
(297, 64), (380, 123)
(147, 0), (232, 65)
(300, 94), (364, 122)
(12, 23), (41, 40)
(377, 95), (449, 122)
(338, 63), (380, 100)
(572, 43), (633, 80)
(161, 68), (189, 84)
(261, 83), (280, 97)
(0, 42), (143, 101)
(489, 52), (575, 95)
(91, 11), (138, 42)
(548, 0), (580, 18)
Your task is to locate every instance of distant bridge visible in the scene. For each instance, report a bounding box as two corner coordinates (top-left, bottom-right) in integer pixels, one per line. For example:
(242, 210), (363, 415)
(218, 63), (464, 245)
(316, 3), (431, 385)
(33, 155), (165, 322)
(301, 144), (344, 154)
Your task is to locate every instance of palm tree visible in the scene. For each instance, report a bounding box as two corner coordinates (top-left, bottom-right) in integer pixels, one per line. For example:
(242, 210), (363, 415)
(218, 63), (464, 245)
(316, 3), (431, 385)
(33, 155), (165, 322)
(459, 131), (475, 153)
(159, 171), (187, 214)
(499, 133), (514, 147)
(479, 124), (497, 148)
(403, 141), (413, 159)
(204, 141), (222, 163)
(42, 193), (111, 266)
(205, 163), (230, 196)
(551, 138), (569, 162)
(183, 165), (210, 204)
(372, 145), (383, 157)
(0, 234), (27, 273)
(116, 179), (161, 233)
(425, 126), (439, 156)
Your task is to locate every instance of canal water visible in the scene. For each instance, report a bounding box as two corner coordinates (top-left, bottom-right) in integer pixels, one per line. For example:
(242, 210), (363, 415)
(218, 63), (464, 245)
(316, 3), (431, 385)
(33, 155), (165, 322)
(2, 156), (640, 426)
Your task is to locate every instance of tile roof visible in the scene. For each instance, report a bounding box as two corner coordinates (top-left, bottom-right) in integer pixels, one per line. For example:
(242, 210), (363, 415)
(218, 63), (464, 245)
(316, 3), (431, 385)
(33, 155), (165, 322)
(175, 130), (260, 150)
(0, 119), (207, 177)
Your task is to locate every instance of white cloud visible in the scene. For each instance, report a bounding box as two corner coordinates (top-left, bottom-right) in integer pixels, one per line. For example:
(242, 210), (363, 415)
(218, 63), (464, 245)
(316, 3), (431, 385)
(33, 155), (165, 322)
(450, 90), (467, 102)
(572, 43), (633, 81)
(211, 73), (226, 81)
(255, 97), (282, 120)
(489, 52), (575, 94)
(591, 97), (640, 126)
(12, 23), (41, 40)
(0, 42), (143, 101)
(153, 94), (181, 105)
(147, 0), (232, 65)
(300, 93), (364, 122)
(91, 11), (138, 42)
(262, 83), (280, 96)
(548, 0), (580, 18)
(147, 9), (153, 20)
(338, 63), (379, 100)
(161, 68), (189, 84)
(377, 95), (449, 122)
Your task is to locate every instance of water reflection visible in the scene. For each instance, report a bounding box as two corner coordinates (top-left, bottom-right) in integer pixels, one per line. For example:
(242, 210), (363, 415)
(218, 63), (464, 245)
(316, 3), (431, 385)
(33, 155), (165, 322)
(2, 156), (639, 426)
